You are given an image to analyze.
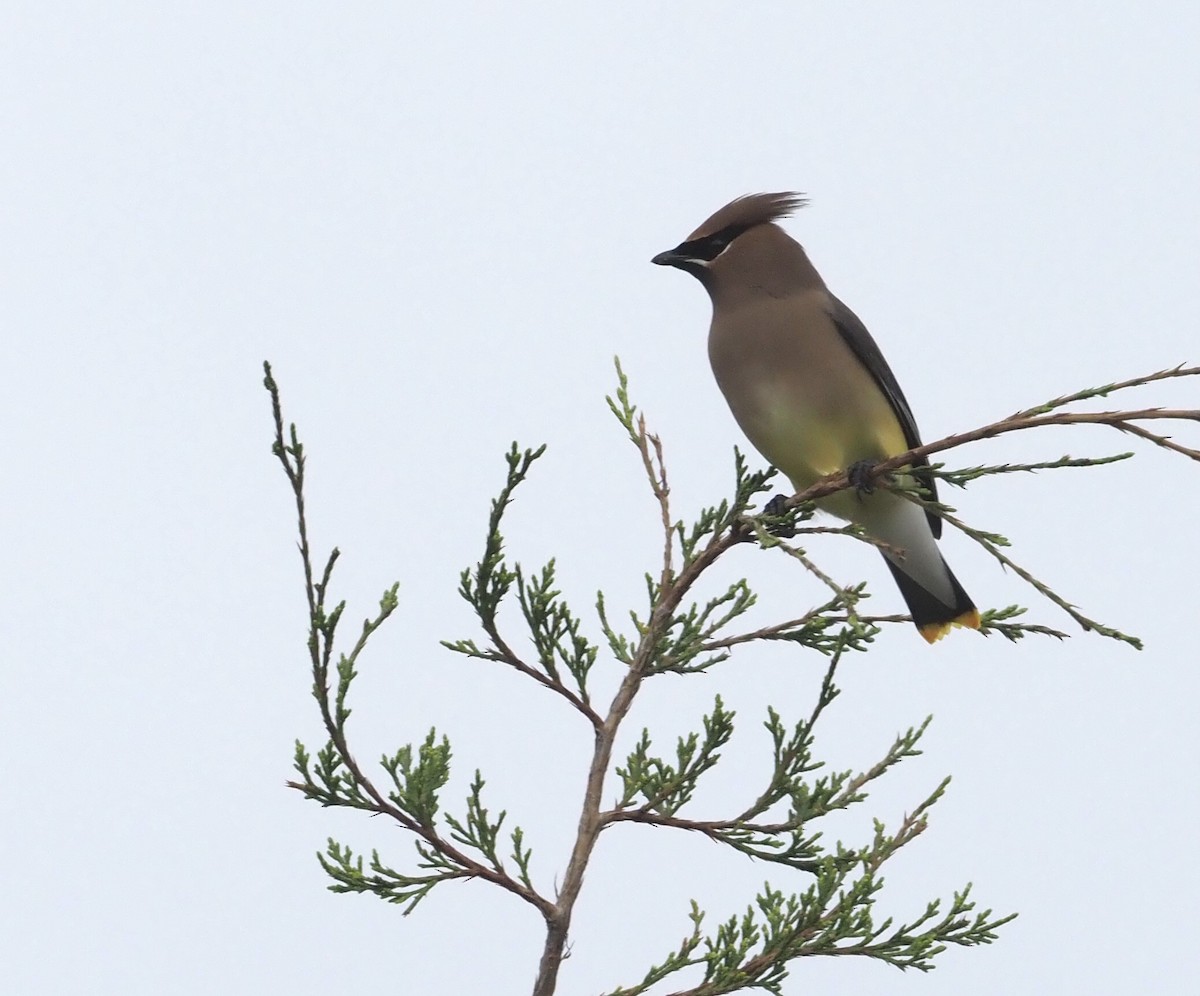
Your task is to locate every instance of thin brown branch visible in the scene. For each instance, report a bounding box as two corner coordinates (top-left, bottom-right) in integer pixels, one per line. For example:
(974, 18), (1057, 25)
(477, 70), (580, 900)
(888, 485), (1142, 648)
(749, 521), (855, 603)
(1007, 363), (1199, 419)
(895, 407), (1200, 475)
(604, 810), (804, 837)
(532, 477), (747, 995)
(699, 611), (825, 651)
(265, 365), (556, 922)
(643, 421), (676, 591)
(1115, 420), (1200, 461)
(661, 786), (946, 996)
(777, 380), (1200, 513)
(477, 622), (603, 728)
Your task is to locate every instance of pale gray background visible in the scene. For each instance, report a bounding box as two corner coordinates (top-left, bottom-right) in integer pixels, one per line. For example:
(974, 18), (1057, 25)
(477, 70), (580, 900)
(4, 4), (1198, 994)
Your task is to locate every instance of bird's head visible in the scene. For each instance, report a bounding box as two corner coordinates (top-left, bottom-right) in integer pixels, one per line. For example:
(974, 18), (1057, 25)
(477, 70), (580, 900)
(652, 192), (811, 297)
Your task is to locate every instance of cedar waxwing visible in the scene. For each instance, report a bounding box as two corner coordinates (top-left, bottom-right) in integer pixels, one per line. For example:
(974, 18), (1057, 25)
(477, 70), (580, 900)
(652, 192), (980, 643)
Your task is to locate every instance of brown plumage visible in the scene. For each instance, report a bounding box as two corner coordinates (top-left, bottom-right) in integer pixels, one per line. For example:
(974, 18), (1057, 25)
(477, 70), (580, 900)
(653, 192), (980, 643)
(687, 192), (809, 239)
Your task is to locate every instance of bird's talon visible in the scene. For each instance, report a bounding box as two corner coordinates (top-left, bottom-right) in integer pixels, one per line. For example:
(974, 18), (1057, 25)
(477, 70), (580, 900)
(762, 493), (796, 537)
(847, 459), (878, 497)
(763, 494), (789, 517)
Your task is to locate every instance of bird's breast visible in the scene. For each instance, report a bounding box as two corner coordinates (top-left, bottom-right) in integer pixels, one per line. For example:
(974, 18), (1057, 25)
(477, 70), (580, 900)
(707, 296), (908, 496)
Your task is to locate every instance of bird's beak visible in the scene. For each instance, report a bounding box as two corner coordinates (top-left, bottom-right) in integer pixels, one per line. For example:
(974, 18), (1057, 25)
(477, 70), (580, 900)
(651, 247), (687, 268)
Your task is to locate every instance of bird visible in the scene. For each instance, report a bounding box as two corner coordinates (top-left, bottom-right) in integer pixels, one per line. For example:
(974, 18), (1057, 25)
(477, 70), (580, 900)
(652, 192), (980, 643)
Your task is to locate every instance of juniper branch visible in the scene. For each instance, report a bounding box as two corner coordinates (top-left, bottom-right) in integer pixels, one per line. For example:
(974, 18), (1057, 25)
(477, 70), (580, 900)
(264, 363), (554, 921)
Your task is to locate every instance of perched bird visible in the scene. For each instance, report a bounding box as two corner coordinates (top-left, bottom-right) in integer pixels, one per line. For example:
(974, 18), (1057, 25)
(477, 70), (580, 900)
(652, 192), (980, 643)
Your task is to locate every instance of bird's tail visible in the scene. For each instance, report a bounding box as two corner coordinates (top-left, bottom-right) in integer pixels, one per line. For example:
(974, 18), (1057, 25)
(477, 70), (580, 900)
(882, 554), (981, 644)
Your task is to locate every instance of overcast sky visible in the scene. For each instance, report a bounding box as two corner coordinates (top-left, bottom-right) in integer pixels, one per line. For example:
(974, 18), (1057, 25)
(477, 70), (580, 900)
(5, 4), (1199, 994)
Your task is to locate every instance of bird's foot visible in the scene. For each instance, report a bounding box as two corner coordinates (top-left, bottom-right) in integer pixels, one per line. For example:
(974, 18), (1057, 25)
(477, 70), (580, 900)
(761, 493), (796, 537)
(847, 459), (880, 499)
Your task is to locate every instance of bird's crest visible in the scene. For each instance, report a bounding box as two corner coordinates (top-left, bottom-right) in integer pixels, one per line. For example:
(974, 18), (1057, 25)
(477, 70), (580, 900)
(688, 191), (808, 240)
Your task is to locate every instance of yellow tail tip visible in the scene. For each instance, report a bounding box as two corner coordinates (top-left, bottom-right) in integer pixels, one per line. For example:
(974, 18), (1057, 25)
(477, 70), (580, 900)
(918, 608), (982, 645)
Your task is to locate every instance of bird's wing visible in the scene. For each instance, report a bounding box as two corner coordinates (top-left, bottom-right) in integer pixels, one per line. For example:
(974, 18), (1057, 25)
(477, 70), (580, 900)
(825, 293), (942, 537)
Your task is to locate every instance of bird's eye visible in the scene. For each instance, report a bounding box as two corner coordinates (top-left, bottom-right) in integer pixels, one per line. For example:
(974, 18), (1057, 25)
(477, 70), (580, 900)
(689, 225), (747, 262)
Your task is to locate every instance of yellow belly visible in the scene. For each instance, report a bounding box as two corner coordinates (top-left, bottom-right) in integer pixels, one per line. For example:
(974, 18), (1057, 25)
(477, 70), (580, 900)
(749, 383), (909, 497)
